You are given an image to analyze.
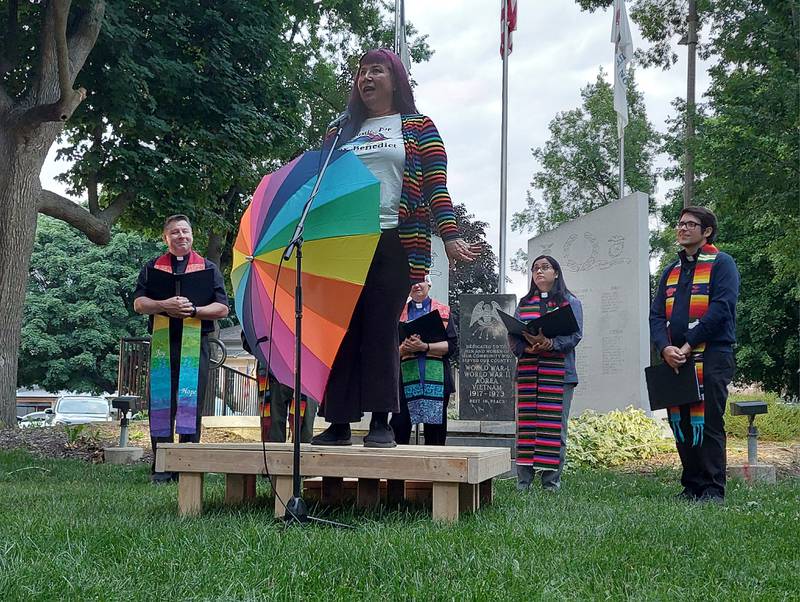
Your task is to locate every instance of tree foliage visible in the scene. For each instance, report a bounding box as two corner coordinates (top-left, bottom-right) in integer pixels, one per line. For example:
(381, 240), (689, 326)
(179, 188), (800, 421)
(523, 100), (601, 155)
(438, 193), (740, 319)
(575, 0), (713, 69)
(447, 204), (499, 326)
(511, 70), (660, 246)
(18, 216), (161, 394)
(656, 0), (799, 396)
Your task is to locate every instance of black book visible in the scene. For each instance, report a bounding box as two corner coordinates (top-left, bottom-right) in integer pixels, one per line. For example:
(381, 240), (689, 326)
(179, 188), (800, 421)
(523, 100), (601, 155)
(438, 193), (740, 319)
(644, 360), (701, 410)
(398, 309), (448, 343)
(145, 268), (215, 307)
(497, 305), (579, 339)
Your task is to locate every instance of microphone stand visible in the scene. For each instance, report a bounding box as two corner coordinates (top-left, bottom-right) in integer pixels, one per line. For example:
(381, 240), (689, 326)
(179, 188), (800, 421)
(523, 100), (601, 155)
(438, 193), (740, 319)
(281, 120), (352, 528)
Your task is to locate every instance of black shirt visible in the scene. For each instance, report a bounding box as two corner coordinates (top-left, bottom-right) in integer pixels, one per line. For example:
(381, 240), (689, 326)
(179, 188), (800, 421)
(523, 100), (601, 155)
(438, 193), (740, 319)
(133, 254), (229, 335)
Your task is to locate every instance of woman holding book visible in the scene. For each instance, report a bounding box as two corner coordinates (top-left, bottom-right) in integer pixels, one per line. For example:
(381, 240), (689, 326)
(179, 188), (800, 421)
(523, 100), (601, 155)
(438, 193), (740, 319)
(391, 277), (458, 446)
(508, 255), (583, 491)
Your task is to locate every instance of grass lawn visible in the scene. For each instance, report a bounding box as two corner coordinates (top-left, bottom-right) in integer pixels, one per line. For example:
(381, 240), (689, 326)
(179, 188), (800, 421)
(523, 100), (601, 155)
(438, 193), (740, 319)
(1, 449), (798, 601)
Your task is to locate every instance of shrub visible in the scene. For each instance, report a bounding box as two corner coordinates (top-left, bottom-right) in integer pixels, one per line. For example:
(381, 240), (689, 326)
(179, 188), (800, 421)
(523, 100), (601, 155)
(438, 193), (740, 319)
(567, 407), (673, 468)
(726, 391), (800, 441)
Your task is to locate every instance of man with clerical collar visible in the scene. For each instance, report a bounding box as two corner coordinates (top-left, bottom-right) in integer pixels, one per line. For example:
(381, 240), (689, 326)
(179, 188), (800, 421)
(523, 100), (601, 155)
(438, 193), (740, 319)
(650, 206), (740, 503)
(134, 214), (229, 483)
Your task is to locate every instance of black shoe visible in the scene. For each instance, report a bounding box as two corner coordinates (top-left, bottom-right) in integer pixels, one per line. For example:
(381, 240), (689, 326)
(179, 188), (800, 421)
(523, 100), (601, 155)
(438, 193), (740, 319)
(675, 489), (697, 501)
(697, 491), (724, 505)
(150, 472), (175, 485)
(364, 423), (396, 448)
(310, 424), (352, 446)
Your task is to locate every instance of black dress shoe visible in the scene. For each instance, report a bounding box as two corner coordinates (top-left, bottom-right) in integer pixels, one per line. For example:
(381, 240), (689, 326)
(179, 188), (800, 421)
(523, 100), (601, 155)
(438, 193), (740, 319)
(675, 489), (697, 501)
(697, 491), (724, 505)
(150, 472), (175, 485)
(310, 423), (352, 446)
(364, 423), (396, 448)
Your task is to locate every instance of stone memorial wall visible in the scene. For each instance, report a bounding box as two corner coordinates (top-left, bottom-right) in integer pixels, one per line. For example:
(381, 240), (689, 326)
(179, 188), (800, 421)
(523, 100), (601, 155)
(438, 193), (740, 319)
(458, 294), (518, 421)
(526, 192), (650, 415)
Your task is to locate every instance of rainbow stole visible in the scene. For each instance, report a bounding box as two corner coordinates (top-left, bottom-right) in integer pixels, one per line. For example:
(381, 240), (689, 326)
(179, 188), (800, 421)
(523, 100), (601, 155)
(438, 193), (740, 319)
(149, 251), (205, 437)
(664, 244), (718, 446)
(515, 295), (568, 470)
(399, 300), (450, 425)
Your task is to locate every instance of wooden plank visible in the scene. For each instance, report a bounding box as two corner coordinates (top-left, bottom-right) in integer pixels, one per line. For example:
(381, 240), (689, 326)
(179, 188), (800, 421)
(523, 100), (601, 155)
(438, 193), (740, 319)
(479, 479), (493, 506)
(356, 478), (380, 508)
(321, 477), (344, 506)
(244, 475), (257, 500)
(473, 449), (512, 483)
(159, 442), (507, 459)
(432, 482), (459, 522)
(160, 448), (472, 482)
(224, 474), (246, 505)
(459, 483), (479, 514)
(405, 481), (432, 505)
(177, 473), (203, 517)
(273, 476), (293, 519)
(386, 479), (405, 506)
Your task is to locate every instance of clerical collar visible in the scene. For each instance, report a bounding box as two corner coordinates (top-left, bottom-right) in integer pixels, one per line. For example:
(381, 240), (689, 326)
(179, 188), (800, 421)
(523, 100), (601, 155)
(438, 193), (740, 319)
(679, 248), (701, 263)
(414, 302), (424, 309)
(540, 291), (549, 298)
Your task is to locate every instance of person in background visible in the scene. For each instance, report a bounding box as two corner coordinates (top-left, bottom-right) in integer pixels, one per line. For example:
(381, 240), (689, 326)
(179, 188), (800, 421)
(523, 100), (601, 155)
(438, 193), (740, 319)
(241, 331), (317, 443)
(133, 215), (229, 484)
(508, 255), (583, 491)
(650, 206), (739, 503)
(391, 276), (458, 446)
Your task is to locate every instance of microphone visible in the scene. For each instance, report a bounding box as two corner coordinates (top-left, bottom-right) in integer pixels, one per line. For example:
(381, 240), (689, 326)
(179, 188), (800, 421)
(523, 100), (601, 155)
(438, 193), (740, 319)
(328, 109), (351, 129)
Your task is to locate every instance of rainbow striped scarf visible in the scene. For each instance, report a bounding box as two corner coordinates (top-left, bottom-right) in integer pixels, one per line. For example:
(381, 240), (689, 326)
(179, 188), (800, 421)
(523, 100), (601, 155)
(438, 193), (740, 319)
(515, 295), (568, 470)
(149, 252), (205, 437)
(664, 243), (719, 446)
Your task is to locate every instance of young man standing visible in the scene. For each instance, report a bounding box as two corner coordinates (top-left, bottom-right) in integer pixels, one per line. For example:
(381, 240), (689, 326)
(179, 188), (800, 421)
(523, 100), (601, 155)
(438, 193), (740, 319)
(650, 206), (739, 503)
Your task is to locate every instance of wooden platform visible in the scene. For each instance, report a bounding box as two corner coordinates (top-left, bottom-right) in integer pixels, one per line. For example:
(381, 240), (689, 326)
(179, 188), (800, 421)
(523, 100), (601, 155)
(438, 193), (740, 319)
(155, 442), (510, 522)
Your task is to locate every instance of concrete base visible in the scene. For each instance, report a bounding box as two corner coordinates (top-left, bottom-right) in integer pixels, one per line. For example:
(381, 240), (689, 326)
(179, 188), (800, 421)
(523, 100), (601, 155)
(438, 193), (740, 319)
(727, 463), (777, 485)
(104, 446), (144, 465)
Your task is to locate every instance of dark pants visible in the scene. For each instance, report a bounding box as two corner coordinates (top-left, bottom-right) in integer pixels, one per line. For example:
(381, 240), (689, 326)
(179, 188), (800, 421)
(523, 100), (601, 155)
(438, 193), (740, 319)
(266, 378), (317, 443)
(676, 351), (735, 498)
(390, 398), (449, 446)
(150, 334), (210, 474)
(322, 229), (411, 423)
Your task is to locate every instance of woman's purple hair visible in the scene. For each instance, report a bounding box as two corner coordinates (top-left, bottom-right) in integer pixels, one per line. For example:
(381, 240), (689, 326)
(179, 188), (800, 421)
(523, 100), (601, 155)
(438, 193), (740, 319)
(339, 48), (418, 142)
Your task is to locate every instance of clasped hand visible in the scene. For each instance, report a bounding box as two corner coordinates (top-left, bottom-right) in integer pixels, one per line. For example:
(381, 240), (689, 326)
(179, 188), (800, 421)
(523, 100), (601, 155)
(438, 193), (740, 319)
(662, 343), (692, 374)
(400, 334), (427, 358)
(522, 329), (553, 354)
(161, 296), (194, 319)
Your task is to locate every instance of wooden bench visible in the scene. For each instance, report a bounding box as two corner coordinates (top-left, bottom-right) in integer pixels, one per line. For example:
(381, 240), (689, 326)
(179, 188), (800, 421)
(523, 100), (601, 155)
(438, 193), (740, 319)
(155, 442), (510, 522)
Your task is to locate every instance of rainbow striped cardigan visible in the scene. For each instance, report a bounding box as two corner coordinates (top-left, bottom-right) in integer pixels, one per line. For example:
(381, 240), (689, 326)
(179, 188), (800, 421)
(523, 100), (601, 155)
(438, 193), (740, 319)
(397, 114), (460, 282)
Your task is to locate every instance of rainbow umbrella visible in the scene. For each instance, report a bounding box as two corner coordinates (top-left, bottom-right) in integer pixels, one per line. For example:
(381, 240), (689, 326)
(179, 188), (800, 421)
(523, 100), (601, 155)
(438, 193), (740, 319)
(231, 150), (381, 402)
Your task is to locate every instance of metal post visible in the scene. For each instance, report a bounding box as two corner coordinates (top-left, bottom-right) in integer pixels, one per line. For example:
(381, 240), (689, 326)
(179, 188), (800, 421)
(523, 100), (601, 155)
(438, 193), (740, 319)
(618, 132), (625, 200)
(747, 415), (758, 465)
(499, 16), (509, 293)
(683, 0), (697, 208)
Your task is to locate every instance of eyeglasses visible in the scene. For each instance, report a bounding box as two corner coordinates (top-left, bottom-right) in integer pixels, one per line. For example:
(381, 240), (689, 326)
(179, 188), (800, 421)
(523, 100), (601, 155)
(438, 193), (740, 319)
(676, 220), (702, 230)
(532, 264), (553, 273)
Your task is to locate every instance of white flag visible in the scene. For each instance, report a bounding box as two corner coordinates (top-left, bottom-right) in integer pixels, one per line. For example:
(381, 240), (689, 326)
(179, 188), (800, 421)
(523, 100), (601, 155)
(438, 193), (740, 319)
(611, 0), (633, 139)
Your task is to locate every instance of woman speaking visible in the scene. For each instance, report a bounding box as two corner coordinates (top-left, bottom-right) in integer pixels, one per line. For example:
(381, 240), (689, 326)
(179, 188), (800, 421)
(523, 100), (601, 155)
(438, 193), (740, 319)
(312, 49), (477, 448)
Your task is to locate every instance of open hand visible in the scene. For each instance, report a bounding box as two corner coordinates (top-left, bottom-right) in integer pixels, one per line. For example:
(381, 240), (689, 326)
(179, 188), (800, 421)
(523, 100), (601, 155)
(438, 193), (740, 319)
(444, 238), (480, 264)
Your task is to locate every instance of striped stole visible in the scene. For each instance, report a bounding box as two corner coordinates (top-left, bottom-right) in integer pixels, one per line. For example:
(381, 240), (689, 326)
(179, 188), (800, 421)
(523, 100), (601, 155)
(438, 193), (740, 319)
(664, 243), (718, 446)
(149, 251), (205, 437)
(515, 296), (568, 470)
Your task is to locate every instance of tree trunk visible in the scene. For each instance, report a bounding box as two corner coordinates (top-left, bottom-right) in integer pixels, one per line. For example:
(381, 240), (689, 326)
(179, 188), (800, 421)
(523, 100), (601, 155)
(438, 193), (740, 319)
(0, 125), (54, 427)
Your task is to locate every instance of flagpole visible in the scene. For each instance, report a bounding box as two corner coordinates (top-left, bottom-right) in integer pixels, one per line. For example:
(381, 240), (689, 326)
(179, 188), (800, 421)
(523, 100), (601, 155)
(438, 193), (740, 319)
(499, 14), (509, 294)
(619, 128), (624, 200)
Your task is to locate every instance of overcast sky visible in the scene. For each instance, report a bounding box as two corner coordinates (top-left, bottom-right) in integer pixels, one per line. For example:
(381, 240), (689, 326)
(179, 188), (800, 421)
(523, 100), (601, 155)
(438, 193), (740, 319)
(41, 1), (709, 298)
